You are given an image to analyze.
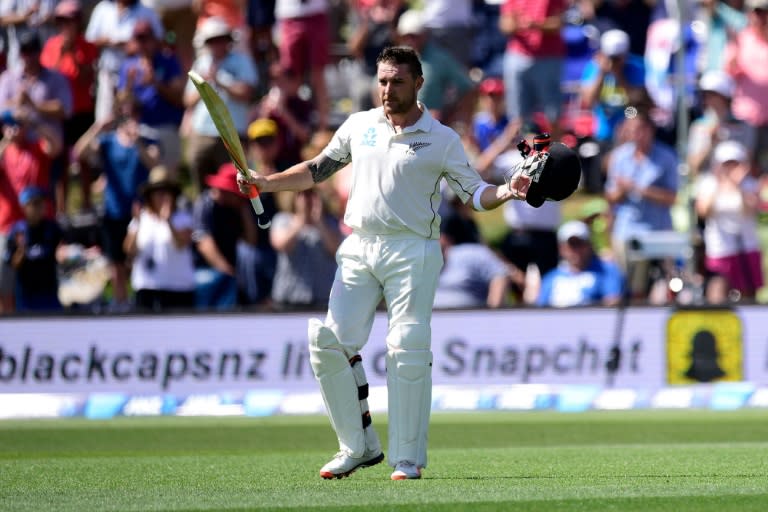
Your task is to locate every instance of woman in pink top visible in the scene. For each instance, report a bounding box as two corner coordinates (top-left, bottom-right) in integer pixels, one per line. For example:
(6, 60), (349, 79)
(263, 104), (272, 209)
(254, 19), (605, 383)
(724, 0), (768, 174)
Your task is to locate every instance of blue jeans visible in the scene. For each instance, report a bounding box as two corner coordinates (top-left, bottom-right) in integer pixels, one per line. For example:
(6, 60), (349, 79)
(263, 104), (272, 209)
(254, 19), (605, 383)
(503, 52), (563, 127)
(194, 268), (238, 311)
(15, 289), (62, 312)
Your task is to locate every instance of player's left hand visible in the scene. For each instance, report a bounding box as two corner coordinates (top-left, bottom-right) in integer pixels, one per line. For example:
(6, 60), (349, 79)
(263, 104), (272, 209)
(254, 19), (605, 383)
(502, 167), (531, 201)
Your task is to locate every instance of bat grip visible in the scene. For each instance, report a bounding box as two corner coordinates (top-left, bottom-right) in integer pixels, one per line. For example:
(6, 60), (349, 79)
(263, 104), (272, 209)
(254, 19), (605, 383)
(246, 185), (271, 228)
(248, 186), (265, 215)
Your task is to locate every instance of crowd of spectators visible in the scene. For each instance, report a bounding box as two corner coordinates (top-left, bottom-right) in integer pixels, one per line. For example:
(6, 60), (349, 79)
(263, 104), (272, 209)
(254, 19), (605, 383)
(0, 0), (767, 315)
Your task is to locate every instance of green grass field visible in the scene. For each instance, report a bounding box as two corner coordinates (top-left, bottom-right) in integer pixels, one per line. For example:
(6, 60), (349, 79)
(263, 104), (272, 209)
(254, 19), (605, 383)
(2, 410), (768, 511)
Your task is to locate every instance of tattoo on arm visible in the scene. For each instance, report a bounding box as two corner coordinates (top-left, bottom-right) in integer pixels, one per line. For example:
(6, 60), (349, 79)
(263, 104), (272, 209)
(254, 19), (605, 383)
(308, 155), (347, 183)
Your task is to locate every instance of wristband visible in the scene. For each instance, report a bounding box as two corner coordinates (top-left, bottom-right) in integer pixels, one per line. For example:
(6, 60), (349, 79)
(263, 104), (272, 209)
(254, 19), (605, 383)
(472, 183), (491, 212)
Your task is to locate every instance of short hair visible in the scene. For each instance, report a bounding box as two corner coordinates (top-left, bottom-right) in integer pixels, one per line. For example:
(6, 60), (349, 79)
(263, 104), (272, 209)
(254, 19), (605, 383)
(376, 46), (423, 79)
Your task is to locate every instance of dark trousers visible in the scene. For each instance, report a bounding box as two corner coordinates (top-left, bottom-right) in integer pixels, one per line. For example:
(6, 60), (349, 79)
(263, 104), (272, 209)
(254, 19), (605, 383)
(135, 288), (195, 313)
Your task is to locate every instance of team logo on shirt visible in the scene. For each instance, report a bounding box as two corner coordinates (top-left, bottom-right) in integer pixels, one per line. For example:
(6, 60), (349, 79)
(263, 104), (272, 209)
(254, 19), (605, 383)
(407, 141), (431, 155)
(361, 127), (377, 147)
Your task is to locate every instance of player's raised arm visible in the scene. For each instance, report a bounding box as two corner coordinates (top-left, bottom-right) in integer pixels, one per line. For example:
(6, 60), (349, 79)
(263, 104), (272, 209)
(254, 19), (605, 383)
(473, 174), (531, 211)
(472, 138), (582, 212)
(237, 153), (347, 194)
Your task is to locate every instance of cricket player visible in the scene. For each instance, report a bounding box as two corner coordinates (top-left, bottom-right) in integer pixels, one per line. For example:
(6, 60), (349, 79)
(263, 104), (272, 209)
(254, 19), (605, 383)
(238, 46), (573, 480)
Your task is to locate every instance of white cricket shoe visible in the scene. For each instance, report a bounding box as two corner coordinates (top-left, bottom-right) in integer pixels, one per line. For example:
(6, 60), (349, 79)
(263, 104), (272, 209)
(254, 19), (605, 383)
(319, 448), (384, 479)
(390, 461), (422, 480)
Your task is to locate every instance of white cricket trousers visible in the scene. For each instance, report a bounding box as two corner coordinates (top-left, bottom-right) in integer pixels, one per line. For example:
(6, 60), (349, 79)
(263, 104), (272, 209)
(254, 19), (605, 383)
(310, 232), (443, 468)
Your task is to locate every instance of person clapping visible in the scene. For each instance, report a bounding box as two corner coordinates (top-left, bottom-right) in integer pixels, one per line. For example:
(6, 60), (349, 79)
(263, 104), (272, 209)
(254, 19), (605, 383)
(123, 166), (195, 312)
(270, 188), (342, 310)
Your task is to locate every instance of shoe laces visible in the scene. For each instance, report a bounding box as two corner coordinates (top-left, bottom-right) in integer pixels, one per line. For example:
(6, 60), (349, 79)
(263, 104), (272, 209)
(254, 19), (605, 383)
(332, 450), (352, 460)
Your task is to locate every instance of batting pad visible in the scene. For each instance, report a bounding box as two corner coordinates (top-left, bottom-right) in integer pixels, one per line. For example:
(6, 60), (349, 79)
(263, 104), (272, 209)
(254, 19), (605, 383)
(386, 349), (433, 468)
(309, 319), (366, 457)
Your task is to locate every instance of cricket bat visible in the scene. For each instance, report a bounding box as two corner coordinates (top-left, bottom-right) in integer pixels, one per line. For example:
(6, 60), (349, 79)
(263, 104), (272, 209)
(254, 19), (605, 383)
(188, 70), (271, 229)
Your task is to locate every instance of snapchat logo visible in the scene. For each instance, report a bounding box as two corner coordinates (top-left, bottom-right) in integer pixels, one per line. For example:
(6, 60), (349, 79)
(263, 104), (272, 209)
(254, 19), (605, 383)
(666, 309), (743, 384)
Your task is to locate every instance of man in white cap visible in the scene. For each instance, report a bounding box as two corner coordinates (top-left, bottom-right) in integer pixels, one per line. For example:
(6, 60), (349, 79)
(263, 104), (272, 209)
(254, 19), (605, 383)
(580, 29), (646, 145)
(687, 69), (756, 177)
(183, 17), (258, 194)
(395, 9), (476, 127)
(578, 28), (646, 193)
(537, 220), (624, 307)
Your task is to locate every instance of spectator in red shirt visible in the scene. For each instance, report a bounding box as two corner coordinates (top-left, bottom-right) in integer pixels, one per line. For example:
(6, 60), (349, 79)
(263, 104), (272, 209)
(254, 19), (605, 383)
(0, 108), (62, 218)
(40, 0), (99, 213)
(0, 32), (73, 218)
(275, 0), (331, 131)
(0, 163), (24, 313)
(499, 0), (566, 137)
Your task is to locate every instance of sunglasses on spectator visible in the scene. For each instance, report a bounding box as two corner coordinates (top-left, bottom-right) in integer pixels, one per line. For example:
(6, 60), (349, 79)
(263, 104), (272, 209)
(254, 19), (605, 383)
(565, 237), (589, 247)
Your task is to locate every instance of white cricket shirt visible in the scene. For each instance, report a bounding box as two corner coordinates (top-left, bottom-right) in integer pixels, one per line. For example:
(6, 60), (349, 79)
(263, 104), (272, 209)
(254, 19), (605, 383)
(323, 105), (485, 239)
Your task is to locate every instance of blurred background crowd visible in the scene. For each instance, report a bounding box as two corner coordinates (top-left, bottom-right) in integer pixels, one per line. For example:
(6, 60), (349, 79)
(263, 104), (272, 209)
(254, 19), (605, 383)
(1, 0), (767, 315)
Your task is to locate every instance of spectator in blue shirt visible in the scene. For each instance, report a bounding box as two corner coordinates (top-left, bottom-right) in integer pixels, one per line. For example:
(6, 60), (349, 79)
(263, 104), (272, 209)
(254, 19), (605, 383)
(605, 109), (678, 242)
(537, 220), (624, 307)
(580, 29), (647, 144)
(73, 98), (160, 311)
(604, 108), (678, 297)
(183, 17), (258, 195)
(118, 19), (185, 174)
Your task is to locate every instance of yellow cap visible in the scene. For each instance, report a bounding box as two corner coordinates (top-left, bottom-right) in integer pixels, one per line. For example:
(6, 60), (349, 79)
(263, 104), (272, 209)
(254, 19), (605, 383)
(247, 118), (278, 140)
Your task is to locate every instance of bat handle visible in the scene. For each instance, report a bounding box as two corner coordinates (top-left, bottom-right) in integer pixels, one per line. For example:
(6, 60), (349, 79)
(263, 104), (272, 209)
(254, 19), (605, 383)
(248, 185), (264, 214)
(248, 185), (272, 229)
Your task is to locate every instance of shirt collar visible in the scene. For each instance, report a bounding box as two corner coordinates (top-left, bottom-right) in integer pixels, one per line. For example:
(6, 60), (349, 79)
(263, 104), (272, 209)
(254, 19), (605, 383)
(377, 102), (434, 133)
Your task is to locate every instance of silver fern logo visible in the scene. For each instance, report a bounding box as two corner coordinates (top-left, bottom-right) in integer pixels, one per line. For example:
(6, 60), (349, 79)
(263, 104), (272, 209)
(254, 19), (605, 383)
(407, 141), (431, 155)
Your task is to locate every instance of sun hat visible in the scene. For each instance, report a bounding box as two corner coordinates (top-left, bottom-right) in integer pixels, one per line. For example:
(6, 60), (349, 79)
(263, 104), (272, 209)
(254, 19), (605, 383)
(746, 0), (768, 10)
(193, 17), (234, 49)
(698, 70), (734, 98)
(397, 10), (425, 36)
(205, 162), (243, 195)
(600, 29), (630, 57)
(140, 165), (181, 198)
(712, 140), (748, 165)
